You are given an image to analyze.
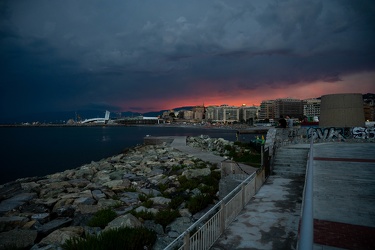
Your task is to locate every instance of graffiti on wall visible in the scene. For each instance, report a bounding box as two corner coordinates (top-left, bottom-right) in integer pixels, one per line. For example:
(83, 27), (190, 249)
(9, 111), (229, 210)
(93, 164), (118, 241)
(307, 127), (351, 141)
(352, 127), (375, 139)
(306, 127), (375, 141)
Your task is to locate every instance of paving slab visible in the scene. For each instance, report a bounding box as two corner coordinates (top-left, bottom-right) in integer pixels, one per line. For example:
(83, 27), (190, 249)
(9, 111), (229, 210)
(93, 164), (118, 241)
(312, 143), (375, 250)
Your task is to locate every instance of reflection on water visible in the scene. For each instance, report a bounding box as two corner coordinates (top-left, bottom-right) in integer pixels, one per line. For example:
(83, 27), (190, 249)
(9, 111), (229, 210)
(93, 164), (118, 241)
(101, 136), (110, 142)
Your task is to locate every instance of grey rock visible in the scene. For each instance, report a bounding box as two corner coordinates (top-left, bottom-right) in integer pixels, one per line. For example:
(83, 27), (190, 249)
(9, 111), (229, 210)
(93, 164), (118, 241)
(0, 229), (37, 249)
(140, 188), (161, 196)
(182, 168), (211, 179)
(91, 190), (106, 200)
(21, 182), (40, 191)
(39, 226), (84, 245)
(73, 197), (96, 206)
(37, 217), (73, 236)
(166, 217), (192, 234)
(150, 197), (171, 206)
(68, 179), (90, 188)
(31, 213), (50, 224)
(104, 213), (142, 231)
(144, 220), (164, 235)
(97, 199), (120, 209)
(0, 192), (37, 214)
(0, 215), (29, 231)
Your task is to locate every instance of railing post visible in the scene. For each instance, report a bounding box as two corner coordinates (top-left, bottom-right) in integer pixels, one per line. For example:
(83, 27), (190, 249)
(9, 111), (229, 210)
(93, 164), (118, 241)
(241, 184), (245, 208)
(183, 232), (190, 250)
(220, 203), (226, 234)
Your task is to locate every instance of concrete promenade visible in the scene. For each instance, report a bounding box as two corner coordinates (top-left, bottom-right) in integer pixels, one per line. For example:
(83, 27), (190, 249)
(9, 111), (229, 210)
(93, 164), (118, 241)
(211, 142), (375, 250)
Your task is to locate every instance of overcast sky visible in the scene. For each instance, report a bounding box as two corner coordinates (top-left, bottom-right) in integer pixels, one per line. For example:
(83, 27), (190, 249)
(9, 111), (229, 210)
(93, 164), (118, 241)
(1, 0), (374, 120)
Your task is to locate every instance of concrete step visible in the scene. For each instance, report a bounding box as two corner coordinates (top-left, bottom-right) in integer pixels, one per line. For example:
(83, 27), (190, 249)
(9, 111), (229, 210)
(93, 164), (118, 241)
(274, 159), (307, 165)
(273, 163), (306, 169)
(273, 169), (306, 176)
(272, 147), (309, 177)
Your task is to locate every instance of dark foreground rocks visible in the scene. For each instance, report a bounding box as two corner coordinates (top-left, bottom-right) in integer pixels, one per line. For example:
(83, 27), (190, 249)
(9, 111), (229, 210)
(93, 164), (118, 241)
(0, 136), (236, 250)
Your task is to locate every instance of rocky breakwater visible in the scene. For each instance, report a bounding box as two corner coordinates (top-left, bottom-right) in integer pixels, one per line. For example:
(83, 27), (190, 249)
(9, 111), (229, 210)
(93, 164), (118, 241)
(0, 136), (235, 250)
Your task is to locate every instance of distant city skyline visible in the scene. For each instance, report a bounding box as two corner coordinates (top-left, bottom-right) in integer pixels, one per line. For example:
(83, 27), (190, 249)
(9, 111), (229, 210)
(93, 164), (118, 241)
(1, 1), (374, 120)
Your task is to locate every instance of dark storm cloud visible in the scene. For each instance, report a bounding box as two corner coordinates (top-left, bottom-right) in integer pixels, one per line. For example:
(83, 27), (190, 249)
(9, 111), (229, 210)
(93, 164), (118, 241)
(1, 0), (374, 120)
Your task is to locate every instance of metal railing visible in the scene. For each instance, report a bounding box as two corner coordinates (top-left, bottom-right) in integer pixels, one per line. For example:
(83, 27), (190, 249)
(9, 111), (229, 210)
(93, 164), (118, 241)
(297, 132), (314, 250)
(164, 164), (268, 250)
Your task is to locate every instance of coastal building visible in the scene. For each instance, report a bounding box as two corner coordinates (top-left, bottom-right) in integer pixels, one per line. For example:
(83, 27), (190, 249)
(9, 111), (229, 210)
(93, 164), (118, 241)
(205, 105), (240, 123)
(259, 100), (275, 120)
(274, 98), (305, 119)
(303, 98), (321, 120)
(240, 105), (258, 124)
(181, 110), (194, 120)
(192, 106), (205, 121)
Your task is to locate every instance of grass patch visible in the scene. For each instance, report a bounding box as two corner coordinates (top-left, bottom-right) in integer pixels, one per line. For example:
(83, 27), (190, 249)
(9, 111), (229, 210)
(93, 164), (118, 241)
(87, 208), (117, 228)
(62, 227), (156, 250)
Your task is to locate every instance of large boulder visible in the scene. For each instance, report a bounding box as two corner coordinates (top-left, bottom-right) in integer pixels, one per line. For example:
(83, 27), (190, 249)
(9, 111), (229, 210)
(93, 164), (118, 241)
(104, 213), (142, 231)
(0, 229), (37, 249)
(182, 168), (211, 179)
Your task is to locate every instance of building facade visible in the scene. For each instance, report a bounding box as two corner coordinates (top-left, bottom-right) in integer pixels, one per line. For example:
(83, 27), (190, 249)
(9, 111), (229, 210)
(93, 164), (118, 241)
(259, 100), (275, 120)
(303, 98), (321, 120)
(205, 105), (240, 123)
(274, 98), (305, 119)
(240, 105), (258, 124)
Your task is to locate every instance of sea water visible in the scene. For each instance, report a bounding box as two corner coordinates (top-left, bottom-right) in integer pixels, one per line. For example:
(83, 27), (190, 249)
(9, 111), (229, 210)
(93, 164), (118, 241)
(0, 125), (253, 185)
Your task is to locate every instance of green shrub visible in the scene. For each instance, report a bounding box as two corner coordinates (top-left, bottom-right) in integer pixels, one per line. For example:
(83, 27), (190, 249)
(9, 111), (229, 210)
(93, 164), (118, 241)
(154, 209), (180, 230)
(168, 196), (185, 210)
(158, 183), (168, 193)
(131, 210), (154, 220)
(178, 176), (200, 191)
(87, 208), (117, 228)
(187, 194), (213, 214)
(62, 227), (156, 250)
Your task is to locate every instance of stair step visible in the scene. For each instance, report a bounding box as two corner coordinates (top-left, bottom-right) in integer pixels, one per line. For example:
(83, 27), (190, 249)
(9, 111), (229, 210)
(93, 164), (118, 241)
(272, 147), (309, 177)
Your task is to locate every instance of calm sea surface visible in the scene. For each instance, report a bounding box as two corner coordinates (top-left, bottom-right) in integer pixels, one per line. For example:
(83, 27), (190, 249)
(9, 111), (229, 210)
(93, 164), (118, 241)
(1, 125), (254, 185)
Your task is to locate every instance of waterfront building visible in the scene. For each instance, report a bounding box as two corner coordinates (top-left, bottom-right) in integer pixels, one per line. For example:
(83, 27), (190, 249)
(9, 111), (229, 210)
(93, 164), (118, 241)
(259, 100), (275, 120)
(303, 98), (321, 120)
(205, 105), (240, 123)
(274, 98), (305, 119)
(192, 106), (205, 121)
(240, 105), (258, 124)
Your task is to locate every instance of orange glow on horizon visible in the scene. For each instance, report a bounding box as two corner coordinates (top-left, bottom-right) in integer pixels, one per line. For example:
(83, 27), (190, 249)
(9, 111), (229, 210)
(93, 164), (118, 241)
(121, 71), (375, 112)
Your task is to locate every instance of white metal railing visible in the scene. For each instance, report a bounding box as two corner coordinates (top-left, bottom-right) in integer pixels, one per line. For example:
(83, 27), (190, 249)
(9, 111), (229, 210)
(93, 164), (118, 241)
(297, 131), (314, 249)
(164, 167), (266, 250)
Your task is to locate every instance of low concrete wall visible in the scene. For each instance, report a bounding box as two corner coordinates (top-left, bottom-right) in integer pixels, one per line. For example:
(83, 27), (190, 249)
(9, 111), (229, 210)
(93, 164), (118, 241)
(143, 136), (174, 145)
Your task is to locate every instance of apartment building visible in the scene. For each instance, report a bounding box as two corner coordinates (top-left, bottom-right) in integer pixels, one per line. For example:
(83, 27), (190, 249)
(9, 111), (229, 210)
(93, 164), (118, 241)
(259, 98), (305, 120)
(240, 105), (258, 124)
(205, 105), (240, 123)
(303, 98), (321, 119)
(259, 100), (275, 120)
(274, 98), (305, 119)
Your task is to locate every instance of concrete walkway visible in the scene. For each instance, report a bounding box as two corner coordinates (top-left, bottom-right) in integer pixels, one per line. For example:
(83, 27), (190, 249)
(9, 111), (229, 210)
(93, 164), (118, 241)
(211, 142), (375, 250)
(211, 146), (305, 250)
